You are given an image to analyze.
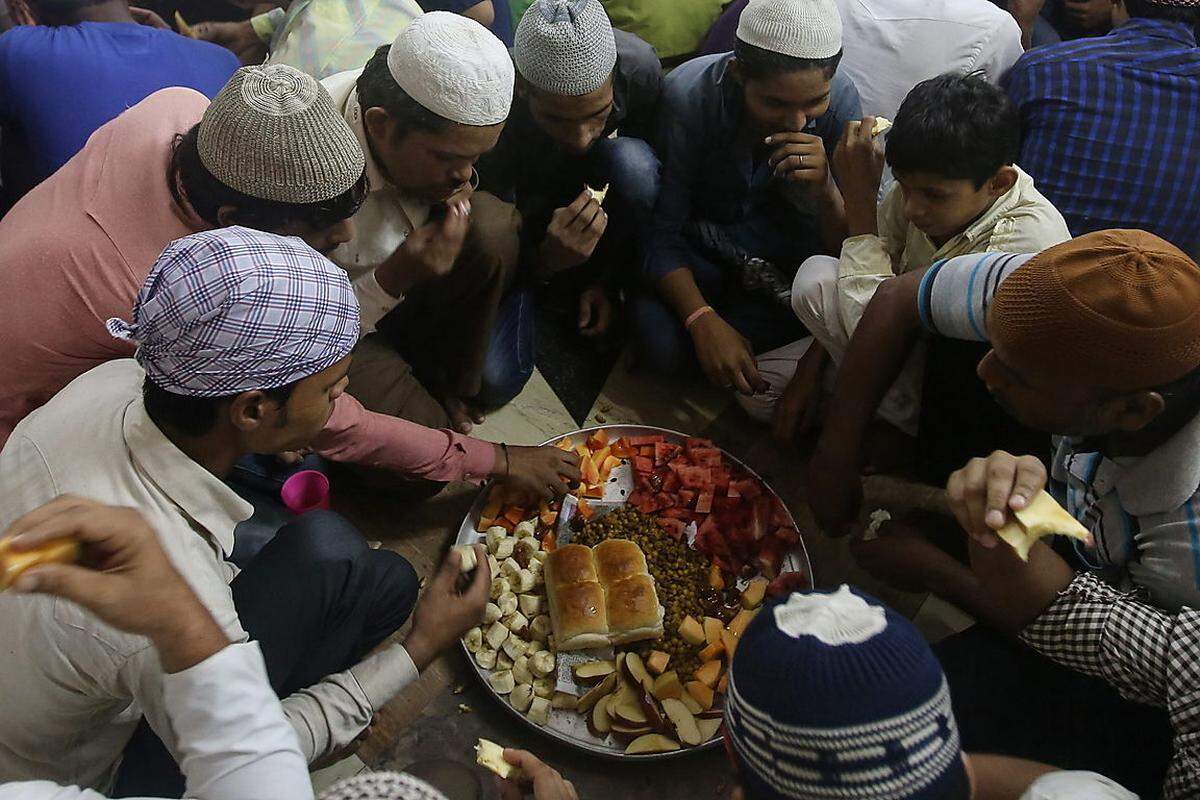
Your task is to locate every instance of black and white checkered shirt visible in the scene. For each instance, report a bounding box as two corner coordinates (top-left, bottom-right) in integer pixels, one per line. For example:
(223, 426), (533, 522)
(1020, 573), (1200, 798)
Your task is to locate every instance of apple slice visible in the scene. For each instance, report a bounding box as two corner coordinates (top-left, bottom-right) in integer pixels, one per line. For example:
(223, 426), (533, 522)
(697, 717), (722, 741)
(661, 698), (703, 746)
(678, 616), (705, 646)
(703, 617), (724, 645)
(551, 692), (579, 710)
(587, 695), (613, 737)
(577, 672), (618, 714)
(652, 671), (684, 702)
(573, 661), (615, 684)
(679, 692), (703, 715)
(610, 720), (655, 739)
(611, 688), (648, 726)
(741, 578), (768, 609)
(696, 707), (724, 719)
(636, 686), (667, 732)
(625, 734), (681, 755)
(624, 652), (655, 694)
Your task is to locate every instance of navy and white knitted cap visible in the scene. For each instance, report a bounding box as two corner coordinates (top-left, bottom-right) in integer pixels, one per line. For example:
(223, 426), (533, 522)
(725, 586), (968, 800)
(514, 0), (617, 96)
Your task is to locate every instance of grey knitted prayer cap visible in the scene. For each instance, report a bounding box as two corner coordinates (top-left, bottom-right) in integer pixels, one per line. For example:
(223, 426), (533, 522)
(197, 64), (365, 205)
(515, 0), (617, 96)
(318, 771), (449, 800)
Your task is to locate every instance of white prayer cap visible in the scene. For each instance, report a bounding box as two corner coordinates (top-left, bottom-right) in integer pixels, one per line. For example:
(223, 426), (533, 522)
(386, 11), (514, 126)
(736, 0), (842, 60)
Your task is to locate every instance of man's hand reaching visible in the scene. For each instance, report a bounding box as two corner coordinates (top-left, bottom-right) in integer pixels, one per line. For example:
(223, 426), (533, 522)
(402, 544), (490, 671)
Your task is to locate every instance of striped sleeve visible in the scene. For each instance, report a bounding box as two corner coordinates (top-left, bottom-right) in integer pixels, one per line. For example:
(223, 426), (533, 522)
(916, 252), (1037, 341)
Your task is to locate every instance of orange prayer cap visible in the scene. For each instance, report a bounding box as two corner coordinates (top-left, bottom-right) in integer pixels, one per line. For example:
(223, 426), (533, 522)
(989, 230), (1200, 392)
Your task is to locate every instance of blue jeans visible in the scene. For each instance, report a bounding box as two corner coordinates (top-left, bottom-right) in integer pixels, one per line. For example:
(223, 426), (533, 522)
(112, 511), (418, 798)
(631, 215), (812, 377)
(478, 286), (535, 408)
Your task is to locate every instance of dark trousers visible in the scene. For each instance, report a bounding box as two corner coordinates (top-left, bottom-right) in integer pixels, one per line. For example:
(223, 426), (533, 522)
(112, 511), (419, 798)
(935, 627), (1173, 800)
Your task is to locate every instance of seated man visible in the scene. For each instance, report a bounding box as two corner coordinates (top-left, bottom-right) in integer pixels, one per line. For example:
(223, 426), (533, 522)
(322, 13), (525, 430)
(1005, 0), (1200, 258)
(0, 64), (574, 490)
(474, 0), (661, 373)
(0, 496), (315, 799)
(634, 0), (861, 395)
(726, 585), (1137, 799)
(826, 231), (1200, 620)
(0, 0), (237, 197)
(0, 228), (507, 794)
(750, 74), (1070, 446)
(701, 0), (1024, 120)
(934, 452), (1193, 797)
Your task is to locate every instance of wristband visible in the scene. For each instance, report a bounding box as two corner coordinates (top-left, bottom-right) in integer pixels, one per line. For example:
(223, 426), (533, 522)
(684, 305), (714, 330)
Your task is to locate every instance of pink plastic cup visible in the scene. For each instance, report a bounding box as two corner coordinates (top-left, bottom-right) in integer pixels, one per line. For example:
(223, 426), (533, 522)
(280, 470), (331, 514)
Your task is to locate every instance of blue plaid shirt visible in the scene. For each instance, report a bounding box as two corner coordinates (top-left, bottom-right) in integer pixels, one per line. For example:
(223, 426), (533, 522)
(1005, 19), (1200, 255)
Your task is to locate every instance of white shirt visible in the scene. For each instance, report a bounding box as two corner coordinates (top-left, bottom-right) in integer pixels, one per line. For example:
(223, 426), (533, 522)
(0, 643), (313, 800)
(321, 68), (433, 333)
(836, 0), (1024, 120)
(0, 360), (418, 790)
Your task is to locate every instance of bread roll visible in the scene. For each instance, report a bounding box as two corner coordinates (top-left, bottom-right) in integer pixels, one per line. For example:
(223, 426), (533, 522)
(543, 544), (597, 589)
(593, 539), (648, 585)
(546, 581), (610, 651)
(605, 574), (665, 645)
(0, 538), (80, 590)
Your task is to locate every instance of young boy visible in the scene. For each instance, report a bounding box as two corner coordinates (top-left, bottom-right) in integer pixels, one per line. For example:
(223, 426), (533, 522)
(633, 0), (861, 395)
(753, 74), (1069, 450)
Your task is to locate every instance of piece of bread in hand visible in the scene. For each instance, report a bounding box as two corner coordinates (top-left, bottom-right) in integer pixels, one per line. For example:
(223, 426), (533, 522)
(995, 490), (1089, 561)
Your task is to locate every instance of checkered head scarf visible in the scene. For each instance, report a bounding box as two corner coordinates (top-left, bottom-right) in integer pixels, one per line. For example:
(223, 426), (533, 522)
(106, 227), (359, 397)
(318, 771), (449, 800)
(725, 586), (968, 800)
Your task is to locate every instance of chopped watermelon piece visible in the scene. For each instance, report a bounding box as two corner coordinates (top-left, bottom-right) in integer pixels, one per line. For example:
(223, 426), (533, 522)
(639, 446), (655, 457)
(628, 434), (667, 446)
(773, 526), (800, 545)
(678, 489), (697, 506)
(610, 440), (637, 458)
(653, 492), (676, 510)
(770, 499), (793, 528)
(695, 490), (713, 514)
(633, 456), (654, 473)
(755, 536), (787, 579)
(660, 506), (694, 521)
(676, 465), (713, 490)
(767, 571), (809, 597)
(685, 437), (716, 452)
(688, 447), (723, 467)
(656, 517), (687, 540)
(727, 483), (741, 499)
(662, 470), (681, 493)
(729, 478), (763, 499)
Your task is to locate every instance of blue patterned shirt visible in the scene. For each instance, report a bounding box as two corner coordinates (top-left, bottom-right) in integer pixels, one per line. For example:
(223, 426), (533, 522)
(1004, 19), (1200, 256)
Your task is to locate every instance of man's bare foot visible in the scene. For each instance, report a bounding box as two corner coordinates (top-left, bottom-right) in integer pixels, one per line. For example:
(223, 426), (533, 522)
(861, 419), (915, 476)
(851, 520), (969, 594)
(444, 397), (485, 434)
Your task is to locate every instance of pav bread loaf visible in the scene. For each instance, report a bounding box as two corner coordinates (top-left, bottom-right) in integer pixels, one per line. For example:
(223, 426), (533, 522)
(543, 538), (663, 650)
(0, 538), (80, 590)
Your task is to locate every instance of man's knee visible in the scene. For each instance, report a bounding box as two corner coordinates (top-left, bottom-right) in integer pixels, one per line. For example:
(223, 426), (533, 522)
(278, 510), (368, 565)
(630, 293), (692, 376)
(790, 255), (839, 329)
(368, 548), (420, 611)
(599, 137), (661, 215)
(463, 191), (521, 285)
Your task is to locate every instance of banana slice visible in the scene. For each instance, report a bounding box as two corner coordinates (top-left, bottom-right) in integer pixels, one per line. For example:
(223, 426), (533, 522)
(996, 490), (1089, 561)
(586, 184), (610, 205)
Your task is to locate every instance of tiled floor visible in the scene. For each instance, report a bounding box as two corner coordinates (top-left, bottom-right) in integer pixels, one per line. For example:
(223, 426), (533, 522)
(319, 355), (969, 798)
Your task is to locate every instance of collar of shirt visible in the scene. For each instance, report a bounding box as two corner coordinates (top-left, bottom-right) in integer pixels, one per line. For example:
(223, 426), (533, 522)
(1112, 16), (1198, 48)
(122, 397), (252, 558)
(910, 166), (1040, 257)
(328, 69), (431, 231)
(1062, 409), (1200, 517)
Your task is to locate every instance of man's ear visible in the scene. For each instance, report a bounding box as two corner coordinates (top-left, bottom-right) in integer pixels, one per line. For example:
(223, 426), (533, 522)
(727, 57), (744, 85)
(228, 390), (279, 433)
(1105, 391), (1166, 433)
(364, 106), (395, 147)
(987, 166), (1018, 199)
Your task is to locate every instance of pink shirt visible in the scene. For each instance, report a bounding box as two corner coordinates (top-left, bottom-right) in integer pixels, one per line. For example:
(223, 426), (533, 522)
(0, 87), (496, 480)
